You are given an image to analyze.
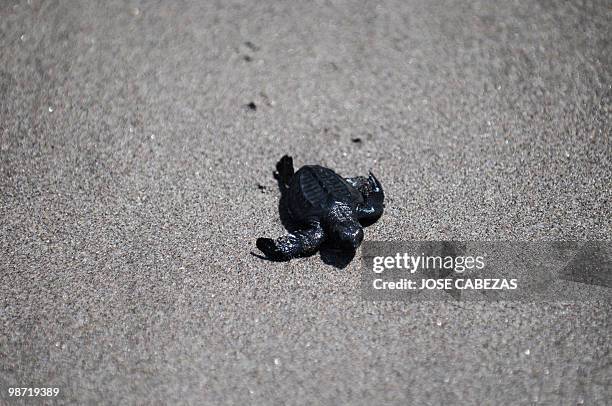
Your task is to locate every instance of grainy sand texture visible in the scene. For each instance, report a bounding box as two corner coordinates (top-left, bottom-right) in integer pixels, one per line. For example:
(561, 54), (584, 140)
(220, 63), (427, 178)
(1, 1), (610, 404)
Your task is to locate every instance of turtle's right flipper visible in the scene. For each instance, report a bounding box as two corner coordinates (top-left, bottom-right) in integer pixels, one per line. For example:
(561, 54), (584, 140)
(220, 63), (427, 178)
(345, 175), (372, 195)
(256, 221), (324, 261)
(274, 155), (294, 189)
(350, 172), (385, 226)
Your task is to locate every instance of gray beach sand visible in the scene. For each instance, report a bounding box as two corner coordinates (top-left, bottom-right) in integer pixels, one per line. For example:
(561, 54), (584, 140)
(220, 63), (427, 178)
(1, 1), (610, 404)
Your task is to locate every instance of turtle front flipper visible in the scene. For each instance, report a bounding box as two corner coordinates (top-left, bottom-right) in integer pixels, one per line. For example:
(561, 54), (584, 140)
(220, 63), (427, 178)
(256, 221), (324, 261)
(347, 171), (385, 226)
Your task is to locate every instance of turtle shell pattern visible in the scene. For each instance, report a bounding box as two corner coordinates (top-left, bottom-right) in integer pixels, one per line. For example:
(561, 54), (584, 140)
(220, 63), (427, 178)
(288, 165), (364, 223)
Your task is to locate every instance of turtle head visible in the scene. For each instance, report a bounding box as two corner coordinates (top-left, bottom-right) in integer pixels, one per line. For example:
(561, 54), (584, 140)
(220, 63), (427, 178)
(333, 220), (364, 250)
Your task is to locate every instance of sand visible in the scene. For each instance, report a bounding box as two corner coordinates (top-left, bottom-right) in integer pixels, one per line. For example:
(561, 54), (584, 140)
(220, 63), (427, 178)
(1, 1), (610, 404)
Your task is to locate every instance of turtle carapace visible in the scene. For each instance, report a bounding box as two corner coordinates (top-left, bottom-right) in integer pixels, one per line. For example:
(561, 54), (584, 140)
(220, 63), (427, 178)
(256, 155), (384, 261)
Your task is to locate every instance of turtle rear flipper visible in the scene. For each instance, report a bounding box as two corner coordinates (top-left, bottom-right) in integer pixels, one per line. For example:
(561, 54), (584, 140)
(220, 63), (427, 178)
(274, 155), (294, 189)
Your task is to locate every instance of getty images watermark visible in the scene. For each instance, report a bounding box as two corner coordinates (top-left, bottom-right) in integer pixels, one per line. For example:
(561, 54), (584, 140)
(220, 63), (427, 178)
(361, 241), (611, 302)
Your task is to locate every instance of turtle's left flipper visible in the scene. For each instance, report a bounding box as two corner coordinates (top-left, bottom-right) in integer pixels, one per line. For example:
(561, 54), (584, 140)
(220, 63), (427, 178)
(256, 221), (324, 261)
(347, 172), (384, 226)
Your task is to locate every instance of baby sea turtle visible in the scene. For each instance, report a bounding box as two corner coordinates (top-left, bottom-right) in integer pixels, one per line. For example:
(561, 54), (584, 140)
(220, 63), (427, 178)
(256, 155), (384, 261)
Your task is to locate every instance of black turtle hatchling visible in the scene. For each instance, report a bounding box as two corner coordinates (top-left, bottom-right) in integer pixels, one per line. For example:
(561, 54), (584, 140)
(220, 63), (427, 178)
(256, 155), (384, 261)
